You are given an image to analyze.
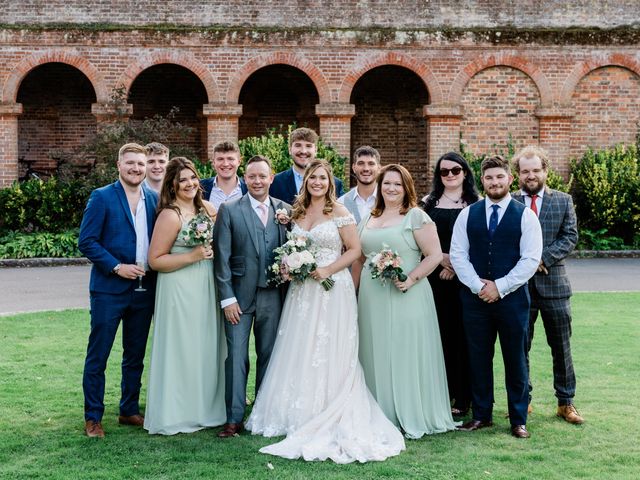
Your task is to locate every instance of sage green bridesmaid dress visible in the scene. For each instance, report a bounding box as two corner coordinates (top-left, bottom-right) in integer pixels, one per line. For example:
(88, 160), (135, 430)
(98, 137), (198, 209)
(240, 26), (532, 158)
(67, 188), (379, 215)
(144, 226), (226, 435)
(358, 207), (459, 439)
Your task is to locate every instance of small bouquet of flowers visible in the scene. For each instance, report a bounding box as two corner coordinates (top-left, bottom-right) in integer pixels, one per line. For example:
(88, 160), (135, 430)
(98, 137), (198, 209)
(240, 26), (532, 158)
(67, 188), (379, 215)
(274, 208), (291, 225)
(268, 233), (334, 291)
(178, 209), (214, 246)
(367, 244), (407, 286)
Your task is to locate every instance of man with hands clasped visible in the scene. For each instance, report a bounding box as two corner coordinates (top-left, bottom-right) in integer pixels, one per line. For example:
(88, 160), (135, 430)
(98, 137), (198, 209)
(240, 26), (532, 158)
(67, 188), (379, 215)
(450, 155), (542, 439)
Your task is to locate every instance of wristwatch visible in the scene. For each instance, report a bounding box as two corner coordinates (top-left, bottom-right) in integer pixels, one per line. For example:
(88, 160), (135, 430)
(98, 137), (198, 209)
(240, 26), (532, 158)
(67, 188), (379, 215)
(112, 264), (122, 275)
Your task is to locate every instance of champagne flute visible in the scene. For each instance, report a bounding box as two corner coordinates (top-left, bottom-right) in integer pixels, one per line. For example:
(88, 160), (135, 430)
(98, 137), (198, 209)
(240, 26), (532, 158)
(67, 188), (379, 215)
(134, 260), (146, 292)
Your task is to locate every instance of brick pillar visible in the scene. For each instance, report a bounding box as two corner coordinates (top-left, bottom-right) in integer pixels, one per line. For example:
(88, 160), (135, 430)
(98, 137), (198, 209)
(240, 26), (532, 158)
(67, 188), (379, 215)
(203, 103), (242, 160)
(535, 105), (575, 179)
(0, 103), (23, 186)
(91, 102), (133, 129)
(423, 104), (463, 186)
(316, 103), (355, 179)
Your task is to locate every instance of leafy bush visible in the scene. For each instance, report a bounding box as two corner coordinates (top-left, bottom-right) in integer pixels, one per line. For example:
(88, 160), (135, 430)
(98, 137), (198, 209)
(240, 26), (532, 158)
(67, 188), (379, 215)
(576, 229), (629, 251)
(238, 126), (346, 181)
(570, 144), (640, 245)
(0, 230), (81, 259)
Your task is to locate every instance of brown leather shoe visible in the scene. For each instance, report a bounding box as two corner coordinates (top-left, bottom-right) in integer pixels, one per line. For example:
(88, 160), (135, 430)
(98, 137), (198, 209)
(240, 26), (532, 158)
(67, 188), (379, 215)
(511, 425), (531, 438)
(457, 419), (493, 431)
(118, 414), (145, 426)
(85, 420), (105, 438)
(217, 422), (244, 438)
(557, 404), (584, 424)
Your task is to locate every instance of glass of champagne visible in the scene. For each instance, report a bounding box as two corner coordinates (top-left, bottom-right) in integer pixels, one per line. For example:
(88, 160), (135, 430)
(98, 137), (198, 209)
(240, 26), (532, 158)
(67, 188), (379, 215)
(134, 260), (146, 292)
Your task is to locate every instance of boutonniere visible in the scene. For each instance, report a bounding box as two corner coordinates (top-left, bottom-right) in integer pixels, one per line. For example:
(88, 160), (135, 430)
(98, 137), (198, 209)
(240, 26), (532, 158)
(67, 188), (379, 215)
(274, 208), (291, 225)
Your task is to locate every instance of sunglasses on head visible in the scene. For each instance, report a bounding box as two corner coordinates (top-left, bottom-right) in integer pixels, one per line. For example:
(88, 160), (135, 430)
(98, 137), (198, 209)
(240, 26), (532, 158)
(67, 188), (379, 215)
(439, 166), (463, 177)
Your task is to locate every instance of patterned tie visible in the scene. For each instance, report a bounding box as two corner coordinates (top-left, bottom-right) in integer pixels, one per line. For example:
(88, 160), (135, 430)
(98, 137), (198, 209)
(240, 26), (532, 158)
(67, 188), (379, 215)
(529, 194), (539, 216)
(488, 204), (500, 239)
(257, 203), (268, 227)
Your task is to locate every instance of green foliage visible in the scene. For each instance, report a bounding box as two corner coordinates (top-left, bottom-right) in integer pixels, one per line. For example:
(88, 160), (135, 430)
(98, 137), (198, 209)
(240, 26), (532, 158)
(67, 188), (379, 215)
(570, 144), (640, 244)
(0, 229), (81, 259)
(238, 125), (347, 181)
(576, 228), (631, 251)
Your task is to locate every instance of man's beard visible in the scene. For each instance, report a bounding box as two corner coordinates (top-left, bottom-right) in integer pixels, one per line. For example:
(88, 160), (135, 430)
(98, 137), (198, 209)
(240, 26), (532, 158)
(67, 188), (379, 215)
(520, 180), (544, 196)
(484, 185), (509, 200)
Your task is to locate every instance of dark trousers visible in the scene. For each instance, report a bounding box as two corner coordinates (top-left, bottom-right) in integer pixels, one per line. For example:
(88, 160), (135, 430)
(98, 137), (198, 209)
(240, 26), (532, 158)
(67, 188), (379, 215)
(526, 286), (576, 405)
(224, 287), (281, 424)
(461, 287), (530, 426)
(83, 288), (155, 422)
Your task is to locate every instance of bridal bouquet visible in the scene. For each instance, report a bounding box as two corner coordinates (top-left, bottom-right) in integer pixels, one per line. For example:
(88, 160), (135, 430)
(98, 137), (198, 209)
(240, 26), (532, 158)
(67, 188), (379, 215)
(268, 233), (334, 290)
(178, 209), (214, 246)
(367, 244), (407, 285)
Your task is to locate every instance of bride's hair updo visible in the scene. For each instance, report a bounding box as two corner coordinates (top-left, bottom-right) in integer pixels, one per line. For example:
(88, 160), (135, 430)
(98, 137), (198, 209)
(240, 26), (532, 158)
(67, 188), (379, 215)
(291, 159), (336, 220)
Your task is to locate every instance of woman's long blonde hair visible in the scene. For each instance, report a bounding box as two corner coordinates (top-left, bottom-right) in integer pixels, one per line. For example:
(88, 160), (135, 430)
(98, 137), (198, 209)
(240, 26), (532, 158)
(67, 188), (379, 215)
(291, 159), (336, 220)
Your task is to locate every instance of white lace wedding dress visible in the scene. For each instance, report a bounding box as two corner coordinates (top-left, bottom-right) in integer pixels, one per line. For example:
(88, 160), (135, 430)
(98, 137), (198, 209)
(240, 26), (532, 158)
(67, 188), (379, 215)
(246, 216), (405, 463)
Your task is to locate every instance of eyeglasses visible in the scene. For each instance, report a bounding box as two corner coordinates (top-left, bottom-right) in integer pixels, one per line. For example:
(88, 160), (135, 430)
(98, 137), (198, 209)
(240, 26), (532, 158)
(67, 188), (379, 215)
(439, 166), (463, 177)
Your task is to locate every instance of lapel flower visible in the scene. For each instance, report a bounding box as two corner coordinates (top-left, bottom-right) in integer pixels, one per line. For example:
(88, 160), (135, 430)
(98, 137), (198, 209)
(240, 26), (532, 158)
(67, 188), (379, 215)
(274, 208), (291, 225)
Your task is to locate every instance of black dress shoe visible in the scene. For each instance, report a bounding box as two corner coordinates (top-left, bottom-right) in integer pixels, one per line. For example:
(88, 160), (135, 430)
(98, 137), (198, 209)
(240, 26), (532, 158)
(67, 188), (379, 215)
(458, 419), (493, 431)
(510, 425), (531, 438)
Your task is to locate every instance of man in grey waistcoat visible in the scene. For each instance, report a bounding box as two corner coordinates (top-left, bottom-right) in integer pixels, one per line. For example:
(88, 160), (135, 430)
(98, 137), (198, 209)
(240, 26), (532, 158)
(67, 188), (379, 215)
(213, 155), (290, 438)
(338, 145), (381, 224)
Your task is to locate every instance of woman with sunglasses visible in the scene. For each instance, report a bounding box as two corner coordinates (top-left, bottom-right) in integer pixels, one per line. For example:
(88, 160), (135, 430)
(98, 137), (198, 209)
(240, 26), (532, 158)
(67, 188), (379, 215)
(419, 152), (480, 418)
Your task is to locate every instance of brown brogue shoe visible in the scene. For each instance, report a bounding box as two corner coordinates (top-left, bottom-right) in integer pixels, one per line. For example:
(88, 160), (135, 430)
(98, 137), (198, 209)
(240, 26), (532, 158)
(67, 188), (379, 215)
(85, 420), (105, 438)
(557, 404), (584, 424)
(217, 422), (244, 438)
(457, 419), (494, 432)
(511, 425), (531, 438)
(118, 414), (145, 426)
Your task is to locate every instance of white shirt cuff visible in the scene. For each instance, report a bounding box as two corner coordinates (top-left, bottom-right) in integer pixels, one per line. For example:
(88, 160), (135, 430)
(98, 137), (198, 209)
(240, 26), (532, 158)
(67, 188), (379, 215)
(220, 297), (237, 309)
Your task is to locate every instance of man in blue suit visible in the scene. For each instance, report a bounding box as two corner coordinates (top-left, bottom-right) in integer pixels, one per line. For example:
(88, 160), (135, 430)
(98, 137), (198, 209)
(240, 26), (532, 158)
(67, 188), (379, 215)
(200, 141), (248, 210)
(78, 143), (159, 438)
(269, 127), (343, 204)
(450, 155), (542, 439)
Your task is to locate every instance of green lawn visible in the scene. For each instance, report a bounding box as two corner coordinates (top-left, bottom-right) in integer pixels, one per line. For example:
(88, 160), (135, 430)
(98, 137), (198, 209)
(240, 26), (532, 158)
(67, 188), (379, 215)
(1, 292), (639, 479)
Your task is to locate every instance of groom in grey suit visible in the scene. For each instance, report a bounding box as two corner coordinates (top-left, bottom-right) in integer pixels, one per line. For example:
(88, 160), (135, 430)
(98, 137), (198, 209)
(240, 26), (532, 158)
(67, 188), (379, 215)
(512, 146), (583, 425)
(213, 155), (291, 438)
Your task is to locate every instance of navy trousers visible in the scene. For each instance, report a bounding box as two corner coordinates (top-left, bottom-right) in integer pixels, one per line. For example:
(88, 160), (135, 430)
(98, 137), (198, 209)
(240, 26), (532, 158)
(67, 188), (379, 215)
(83, 288), (154, 422)
(461, 286), (530, 426)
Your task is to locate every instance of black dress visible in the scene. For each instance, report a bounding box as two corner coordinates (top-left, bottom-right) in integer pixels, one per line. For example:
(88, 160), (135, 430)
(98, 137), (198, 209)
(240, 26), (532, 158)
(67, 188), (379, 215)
(420, 203), (471, 413)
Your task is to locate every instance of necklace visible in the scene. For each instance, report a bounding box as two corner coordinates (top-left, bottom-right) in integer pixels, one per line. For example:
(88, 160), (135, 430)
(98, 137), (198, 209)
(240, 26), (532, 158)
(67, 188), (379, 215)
(442, 192), (462, 204)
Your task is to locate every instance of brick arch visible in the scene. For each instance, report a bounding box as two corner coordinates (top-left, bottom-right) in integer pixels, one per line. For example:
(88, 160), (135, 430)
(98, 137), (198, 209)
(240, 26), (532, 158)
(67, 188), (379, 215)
(559, 54), (640, 104)
(118, 51), (218, 102)
(338, 52), (441, 103)
(2, 49), (107, 103)
(449, 53), (552, 106)
(226, 52), (330, 103)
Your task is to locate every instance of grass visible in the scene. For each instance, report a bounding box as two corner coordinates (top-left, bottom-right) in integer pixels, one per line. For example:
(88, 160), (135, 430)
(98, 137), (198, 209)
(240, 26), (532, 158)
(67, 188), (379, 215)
(0, 292), (639, 479)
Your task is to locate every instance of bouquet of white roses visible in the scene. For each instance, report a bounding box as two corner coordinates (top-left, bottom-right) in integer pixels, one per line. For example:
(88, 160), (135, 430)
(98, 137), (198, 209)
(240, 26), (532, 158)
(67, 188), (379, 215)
(178, 209), (214, 246)
(367, 243), (407, 285)
(268, 233), (334, 291)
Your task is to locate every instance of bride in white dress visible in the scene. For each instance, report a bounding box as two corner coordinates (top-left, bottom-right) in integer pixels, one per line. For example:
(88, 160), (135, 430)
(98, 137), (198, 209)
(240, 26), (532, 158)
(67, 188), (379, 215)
(246, 159), (405, 463)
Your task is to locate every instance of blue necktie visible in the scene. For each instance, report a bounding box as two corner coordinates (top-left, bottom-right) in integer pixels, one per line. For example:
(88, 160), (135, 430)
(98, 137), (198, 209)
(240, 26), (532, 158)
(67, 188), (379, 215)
(488, 204), (500, 239)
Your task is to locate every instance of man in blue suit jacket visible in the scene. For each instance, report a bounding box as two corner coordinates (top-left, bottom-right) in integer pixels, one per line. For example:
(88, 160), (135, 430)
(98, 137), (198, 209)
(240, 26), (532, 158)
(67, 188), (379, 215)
(269, 127), (343, 204)
(200, 141), (248, 210)
(78, 143), (158, 438)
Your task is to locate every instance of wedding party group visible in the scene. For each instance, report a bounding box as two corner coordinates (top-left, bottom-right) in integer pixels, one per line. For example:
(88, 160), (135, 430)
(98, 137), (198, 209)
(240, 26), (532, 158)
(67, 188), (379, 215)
(78, 127), (583, 464)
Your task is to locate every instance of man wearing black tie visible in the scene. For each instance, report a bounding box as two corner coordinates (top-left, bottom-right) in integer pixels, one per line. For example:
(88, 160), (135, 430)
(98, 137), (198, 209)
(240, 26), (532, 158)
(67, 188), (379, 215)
(450, 155), (542, 438)
(512, 146), (583, 425)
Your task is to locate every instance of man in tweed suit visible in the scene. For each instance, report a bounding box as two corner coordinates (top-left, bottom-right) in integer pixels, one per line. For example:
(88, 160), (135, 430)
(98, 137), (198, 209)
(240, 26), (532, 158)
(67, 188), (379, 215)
(512, 146), (584, 425)
(338, 145), (381, 224)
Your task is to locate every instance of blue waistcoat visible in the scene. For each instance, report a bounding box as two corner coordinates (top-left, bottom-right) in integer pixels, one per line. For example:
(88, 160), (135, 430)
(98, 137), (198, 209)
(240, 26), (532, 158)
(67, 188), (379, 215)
(466, 199), (525, 281)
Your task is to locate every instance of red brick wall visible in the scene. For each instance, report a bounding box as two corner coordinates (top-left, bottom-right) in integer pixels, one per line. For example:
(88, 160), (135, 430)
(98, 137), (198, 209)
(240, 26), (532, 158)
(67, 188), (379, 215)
(460, 66), (540, 157)
(570, 66), (640, 159)
(238, 65), (319, 140)
(350, 66), (429, 193)
(17, 63), (97, 175)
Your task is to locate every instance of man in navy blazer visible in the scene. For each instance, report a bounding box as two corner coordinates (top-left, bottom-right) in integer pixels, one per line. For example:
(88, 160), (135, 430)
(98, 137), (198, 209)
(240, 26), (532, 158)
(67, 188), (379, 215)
(78, 143), (158, 438)
(200, 141), (248, 210)
(269, 127), (343, 204)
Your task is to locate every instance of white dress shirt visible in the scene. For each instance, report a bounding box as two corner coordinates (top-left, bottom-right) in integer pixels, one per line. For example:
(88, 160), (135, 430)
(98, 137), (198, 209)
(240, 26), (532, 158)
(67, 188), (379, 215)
(521, 188), (544, 214)
(208, 175), (243, 211)
(220, 194), (271, 309)
(450, 194), (542, 298)
(133, 189), (149, 270)
(337, 187), (376, 220)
